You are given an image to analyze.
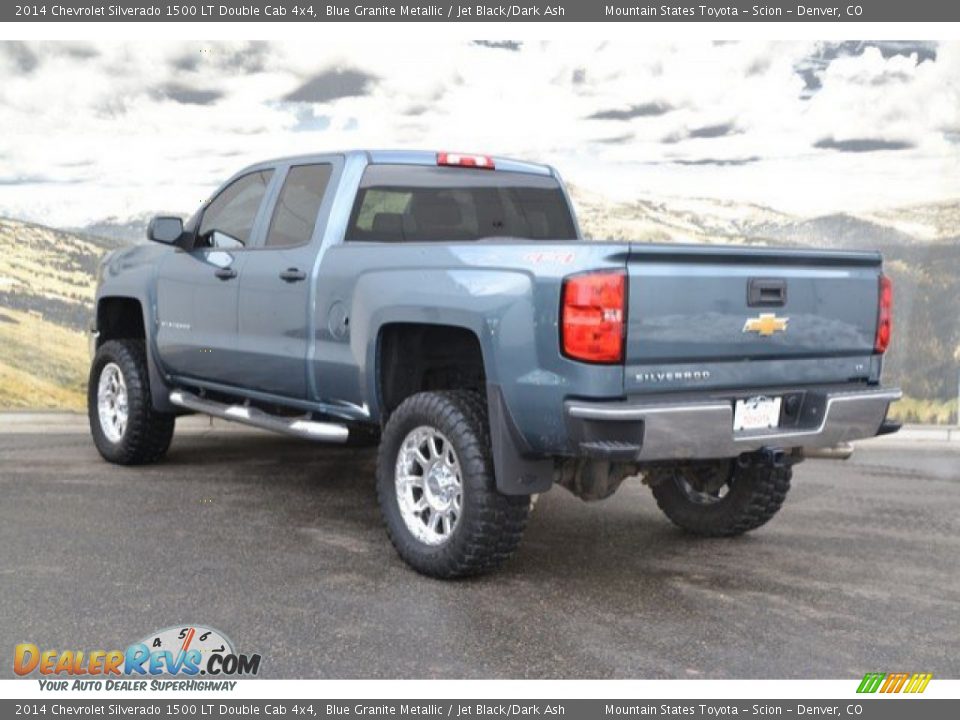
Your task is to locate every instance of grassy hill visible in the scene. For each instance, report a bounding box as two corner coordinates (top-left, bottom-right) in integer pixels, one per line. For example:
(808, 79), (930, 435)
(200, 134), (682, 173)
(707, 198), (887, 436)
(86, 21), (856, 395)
(2, 200), (958, 423)
(0, 218), (124, 409)
(574, 191), (960, 423)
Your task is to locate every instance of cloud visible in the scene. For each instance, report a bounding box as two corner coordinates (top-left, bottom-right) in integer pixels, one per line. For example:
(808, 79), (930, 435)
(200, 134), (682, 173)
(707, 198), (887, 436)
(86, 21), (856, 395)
(688, 123), (738, 139)
(813, 137), (915, 153)
(172, 42), (270, 75)
(594, 133), (634, 145)
(152, 83), (224, 106)
(61, 44), (99, 61)
(217, 42), (271, 74)
(662, 123), (739, 144)
(291, 108), (331, 132)
(2, 42), (40, 73)
(471, 41), (522, 52)
(282, 68), (376, 103)
(794, 41), (938, 99)
(671, 156), (760, 166)
(0, 39), (958, 225)
(171, 53), (200, 72)
(587, 102), (672, 121)
(0, 174), (80, 185)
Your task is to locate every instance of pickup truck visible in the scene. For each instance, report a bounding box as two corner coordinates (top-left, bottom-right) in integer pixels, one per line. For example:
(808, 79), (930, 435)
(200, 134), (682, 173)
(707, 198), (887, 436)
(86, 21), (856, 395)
(88, 149), (901, 578)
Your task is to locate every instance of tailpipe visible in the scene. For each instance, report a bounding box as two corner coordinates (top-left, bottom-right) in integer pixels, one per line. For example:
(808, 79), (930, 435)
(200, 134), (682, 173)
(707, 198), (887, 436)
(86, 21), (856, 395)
(805, 442), (855, 460)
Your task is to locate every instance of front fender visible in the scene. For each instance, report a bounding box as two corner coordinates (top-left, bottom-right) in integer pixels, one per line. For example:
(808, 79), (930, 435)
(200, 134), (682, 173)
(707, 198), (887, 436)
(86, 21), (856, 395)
(94, 244), (173, 412)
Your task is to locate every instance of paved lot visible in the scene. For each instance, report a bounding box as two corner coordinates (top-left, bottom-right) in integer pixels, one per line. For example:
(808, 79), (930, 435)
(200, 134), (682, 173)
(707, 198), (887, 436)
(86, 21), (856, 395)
(1, 419), (958, 679)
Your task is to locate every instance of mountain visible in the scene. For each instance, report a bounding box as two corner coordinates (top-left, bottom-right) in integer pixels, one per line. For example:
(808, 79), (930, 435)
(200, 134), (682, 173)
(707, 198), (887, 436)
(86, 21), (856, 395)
(571, 190), (960, 413)
(68, 211), (188, 246)
(0, 218), (128, 408)
(1, 196), (958, 421)
(570, 186), (960, 250)
(571, 186), (792, 245)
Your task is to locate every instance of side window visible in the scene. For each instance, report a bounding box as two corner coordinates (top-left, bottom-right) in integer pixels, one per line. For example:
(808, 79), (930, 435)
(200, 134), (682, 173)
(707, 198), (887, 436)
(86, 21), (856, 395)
(197, 170), (273, 249)
(350, 189), (413, 242)
(265, 164), (333, 248)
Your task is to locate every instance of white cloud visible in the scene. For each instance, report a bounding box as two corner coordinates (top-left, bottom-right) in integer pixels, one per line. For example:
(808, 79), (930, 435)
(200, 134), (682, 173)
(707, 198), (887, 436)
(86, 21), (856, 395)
(0, 39), (957, 226)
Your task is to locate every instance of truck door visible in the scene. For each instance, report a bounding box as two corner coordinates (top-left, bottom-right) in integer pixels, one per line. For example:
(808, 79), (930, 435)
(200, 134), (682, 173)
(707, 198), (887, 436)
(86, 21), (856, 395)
(235, 162), (335, 399)
(155, 169), (274, 386)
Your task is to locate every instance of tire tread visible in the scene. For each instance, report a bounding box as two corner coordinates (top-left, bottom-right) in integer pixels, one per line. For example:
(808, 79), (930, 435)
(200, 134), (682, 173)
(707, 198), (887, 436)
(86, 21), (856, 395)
(650, 460), (791, 537)
(376, 390), (530, 578)
(88, 339), (175, 465)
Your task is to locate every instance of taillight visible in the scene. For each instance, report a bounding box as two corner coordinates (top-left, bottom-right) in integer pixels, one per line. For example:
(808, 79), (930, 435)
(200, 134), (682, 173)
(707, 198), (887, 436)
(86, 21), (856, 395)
(874, 273), (892, 353)
(561, 271), (626, 364)
(437, 152), (495, 170)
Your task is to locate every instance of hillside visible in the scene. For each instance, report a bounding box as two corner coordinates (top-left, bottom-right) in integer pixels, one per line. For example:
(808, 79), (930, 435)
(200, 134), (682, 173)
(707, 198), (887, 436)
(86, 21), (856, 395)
(0, 218), (124, 408)
(571, 191), (960, 418)
(2, 199), (958, 422)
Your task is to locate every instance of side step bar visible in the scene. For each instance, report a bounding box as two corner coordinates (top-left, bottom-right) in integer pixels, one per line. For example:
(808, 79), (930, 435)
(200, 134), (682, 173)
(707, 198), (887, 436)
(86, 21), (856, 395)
(169, 390), (349, 443)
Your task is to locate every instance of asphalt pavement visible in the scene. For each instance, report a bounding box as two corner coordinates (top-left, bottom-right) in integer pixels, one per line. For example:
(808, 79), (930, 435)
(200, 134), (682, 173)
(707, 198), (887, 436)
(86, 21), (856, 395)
(1, 417), (958, 679)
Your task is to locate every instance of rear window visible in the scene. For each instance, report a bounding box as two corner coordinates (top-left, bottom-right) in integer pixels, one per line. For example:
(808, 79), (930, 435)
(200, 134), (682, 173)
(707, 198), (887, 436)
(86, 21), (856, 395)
(346, 164), (577, 243)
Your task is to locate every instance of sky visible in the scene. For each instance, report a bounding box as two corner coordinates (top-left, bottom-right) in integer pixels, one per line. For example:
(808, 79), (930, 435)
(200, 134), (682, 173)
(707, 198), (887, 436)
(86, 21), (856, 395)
(0, 39), (958, 227)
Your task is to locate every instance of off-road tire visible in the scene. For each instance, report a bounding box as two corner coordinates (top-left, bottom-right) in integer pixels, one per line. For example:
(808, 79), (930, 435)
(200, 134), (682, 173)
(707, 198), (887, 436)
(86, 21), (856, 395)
(376, 390), (531, 579)
(649, 459), (792, 537)
(88, 339), (175, 465)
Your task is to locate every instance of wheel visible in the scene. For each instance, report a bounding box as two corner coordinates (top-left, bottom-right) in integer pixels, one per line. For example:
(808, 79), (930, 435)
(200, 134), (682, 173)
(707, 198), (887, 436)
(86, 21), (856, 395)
(648, 457), (791, 537)
(88, 339), (175, 465)
(376, 390), (531, 579)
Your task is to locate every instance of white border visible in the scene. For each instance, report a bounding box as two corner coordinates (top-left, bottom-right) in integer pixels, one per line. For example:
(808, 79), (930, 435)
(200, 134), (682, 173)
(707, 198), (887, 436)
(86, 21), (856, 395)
(3, 21), (960, 42)
(3, 678), (959, 699)
(2, 12), (958, 702)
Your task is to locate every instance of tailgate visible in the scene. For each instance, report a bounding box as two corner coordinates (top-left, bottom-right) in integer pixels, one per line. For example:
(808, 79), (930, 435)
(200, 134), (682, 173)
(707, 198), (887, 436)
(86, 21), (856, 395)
(624, 244), (882, 391)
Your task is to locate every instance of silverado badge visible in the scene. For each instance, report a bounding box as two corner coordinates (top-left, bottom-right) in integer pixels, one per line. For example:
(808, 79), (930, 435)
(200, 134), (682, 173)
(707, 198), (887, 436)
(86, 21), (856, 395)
(743, 313), (789, 336)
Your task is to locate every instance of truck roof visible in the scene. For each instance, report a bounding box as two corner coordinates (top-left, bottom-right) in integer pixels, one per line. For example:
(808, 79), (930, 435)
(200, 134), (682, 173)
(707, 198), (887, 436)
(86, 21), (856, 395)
(247, 149), (555, 177)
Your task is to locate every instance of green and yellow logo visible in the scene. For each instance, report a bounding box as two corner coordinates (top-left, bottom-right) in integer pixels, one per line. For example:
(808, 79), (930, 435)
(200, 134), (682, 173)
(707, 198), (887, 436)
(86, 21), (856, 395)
(857, 672), (933, 694)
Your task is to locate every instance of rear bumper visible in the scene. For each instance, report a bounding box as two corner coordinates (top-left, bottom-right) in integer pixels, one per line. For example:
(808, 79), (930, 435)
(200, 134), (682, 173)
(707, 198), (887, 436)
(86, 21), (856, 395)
(565, 386), (901, 462)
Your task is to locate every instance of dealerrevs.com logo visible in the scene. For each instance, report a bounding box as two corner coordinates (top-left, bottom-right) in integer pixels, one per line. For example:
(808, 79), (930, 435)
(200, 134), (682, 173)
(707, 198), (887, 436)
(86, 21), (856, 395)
(14, 625), (261, 691)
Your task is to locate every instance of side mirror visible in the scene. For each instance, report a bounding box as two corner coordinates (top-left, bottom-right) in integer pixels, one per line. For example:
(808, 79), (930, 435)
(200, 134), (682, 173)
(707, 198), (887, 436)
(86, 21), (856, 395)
(147, 216), (184, 245)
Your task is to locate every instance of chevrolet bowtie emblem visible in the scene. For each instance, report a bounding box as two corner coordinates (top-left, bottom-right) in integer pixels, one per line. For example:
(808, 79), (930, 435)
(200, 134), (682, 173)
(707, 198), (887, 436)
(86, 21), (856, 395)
(743, 313), (789, 336)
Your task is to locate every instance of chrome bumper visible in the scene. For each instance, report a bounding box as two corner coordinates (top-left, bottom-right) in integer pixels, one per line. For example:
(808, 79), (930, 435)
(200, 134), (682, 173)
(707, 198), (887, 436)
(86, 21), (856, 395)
(565, 387), (901, 462)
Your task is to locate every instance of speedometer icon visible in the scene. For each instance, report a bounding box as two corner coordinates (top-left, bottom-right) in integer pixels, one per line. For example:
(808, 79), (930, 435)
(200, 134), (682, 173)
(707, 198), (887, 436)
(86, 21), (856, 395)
(135, 625), (234, 672)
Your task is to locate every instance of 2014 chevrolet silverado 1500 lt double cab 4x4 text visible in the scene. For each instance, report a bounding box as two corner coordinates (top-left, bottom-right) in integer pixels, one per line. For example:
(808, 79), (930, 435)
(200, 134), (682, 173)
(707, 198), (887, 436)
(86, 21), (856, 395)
(88, 149), (901, 577)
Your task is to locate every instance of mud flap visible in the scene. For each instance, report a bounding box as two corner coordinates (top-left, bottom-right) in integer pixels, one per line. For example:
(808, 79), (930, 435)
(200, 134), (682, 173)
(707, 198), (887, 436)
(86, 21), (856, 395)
(486, 384), (554, 495)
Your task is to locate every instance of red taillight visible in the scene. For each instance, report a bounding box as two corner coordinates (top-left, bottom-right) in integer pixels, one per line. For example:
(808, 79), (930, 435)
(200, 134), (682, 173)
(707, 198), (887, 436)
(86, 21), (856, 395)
(874, 273), (893, 353)
(561, 271), (626, 364)
(437, 152), (495, 170)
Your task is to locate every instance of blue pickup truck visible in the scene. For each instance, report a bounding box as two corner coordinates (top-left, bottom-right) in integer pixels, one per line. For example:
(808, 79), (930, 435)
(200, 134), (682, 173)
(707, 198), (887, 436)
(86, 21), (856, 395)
(88, 149), (900, 577)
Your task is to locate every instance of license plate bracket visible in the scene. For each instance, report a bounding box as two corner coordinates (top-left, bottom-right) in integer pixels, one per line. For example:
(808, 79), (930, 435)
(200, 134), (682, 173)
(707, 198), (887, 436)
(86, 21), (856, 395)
(733, 396), (782, 432)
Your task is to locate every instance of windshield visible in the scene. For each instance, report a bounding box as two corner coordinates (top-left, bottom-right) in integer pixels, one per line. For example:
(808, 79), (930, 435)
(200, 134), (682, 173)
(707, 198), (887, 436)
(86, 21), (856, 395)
(346, 164), (578, 242)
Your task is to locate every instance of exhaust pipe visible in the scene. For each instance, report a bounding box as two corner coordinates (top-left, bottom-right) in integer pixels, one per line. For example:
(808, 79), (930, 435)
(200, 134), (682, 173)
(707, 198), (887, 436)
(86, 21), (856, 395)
(805, 442), (854, 460)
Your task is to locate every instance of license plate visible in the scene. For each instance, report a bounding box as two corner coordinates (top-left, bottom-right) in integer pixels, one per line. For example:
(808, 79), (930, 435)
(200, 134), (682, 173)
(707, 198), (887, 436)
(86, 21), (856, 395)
(733, 396), (782, 431)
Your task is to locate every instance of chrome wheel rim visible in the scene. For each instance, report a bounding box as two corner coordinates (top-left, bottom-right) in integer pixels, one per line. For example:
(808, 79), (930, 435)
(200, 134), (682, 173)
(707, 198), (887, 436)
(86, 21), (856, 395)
(395, 425), (463, 546)
(97, 362), (128, 443)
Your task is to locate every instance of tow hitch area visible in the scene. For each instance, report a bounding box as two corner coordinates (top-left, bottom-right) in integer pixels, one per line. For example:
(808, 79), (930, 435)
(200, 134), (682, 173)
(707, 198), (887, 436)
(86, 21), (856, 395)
(740, 447), (804, 470)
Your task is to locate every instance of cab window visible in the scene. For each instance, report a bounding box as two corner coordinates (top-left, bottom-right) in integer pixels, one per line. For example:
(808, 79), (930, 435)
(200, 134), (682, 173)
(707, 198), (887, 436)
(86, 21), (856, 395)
(265, 164), (333, 248)
(196, 170), (274, 249)
(346, 165), (577, 243)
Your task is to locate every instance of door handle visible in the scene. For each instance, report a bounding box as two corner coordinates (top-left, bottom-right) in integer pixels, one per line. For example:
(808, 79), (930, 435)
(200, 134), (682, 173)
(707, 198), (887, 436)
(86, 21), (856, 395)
(214, 267), (237, 281)
(279, 268), (307, 283)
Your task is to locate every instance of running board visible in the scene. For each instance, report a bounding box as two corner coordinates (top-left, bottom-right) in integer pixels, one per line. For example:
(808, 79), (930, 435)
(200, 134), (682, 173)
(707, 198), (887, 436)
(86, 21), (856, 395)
(169, 390), (349, 443)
